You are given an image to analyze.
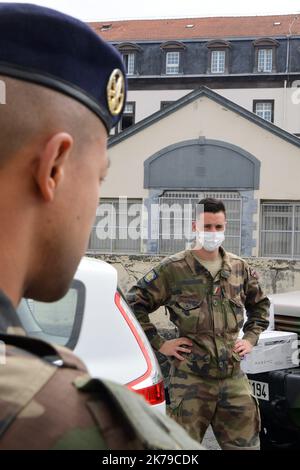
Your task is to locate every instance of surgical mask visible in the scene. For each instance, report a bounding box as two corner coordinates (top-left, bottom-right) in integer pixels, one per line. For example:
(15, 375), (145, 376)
(197, 231), (225, 252)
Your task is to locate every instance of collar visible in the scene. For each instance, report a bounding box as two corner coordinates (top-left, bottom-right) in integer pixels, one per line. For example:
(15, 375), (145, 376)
(185, 246), (232, 278)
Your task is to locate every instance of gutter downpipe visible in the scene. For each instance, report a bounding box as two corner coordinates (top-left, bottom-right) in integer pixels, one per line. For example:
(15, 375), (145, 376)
(284, 17), (298, 129)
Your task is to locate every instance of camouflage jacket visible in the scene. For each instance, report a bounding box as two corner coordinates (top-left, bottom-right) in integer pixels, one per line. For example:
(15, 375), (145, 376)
(126, 247), (270, 379)
(0, 290), (202, 450)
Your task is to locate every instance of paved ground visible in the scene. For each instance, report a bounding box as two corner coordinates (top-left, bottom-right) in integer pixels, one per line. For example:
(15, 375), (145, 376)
(202, 426), (220, 450)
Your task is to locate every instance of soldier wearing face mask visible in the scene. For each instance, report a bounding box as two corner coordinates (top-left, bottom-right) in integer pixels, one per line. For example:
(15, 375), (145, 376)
(126, 198), (270, 450)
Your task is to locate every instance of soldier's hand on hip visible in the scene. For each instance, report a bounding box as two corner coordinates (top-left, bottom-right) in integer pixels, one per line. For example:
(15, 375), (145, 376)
(233, 339), (253, 357)
(159, 338), (193, 361)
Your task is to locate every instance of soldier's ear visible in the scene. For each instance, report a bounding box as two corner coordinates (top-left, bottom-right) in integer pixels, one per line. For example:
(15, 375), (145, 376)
(34, 132), (74, 202)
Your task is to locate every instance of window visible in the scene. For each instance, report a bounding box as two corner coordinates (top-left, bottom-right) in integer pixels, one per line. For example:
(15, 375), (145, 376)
(17, 280), (85, 349)
(257, 48), (273, 72)
(122, 52), (135, 75)
(119, 102), (135, 132)
(260, 203), (300, 259)
(158, 191), (241, 255)
(253, 100), (274, 122)
(211, 50), (226, 73)
(206, 40), (231, 75)
(166, 51), (180, 74)
(117, 43), (141, 75)
(88, 198), (142, 254)
(253, 38), (278, 73)
(160, 41), (185, 75)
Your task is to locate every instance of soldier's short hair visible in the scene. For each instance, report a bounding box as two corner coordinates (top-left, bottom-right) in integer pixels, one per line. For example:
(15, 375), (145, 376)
(197, 198), (226, 217)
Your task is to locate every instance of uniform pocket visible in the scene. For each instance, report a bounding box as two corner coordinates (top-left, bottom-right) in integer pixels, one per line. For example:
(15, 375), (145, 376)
(174, 296), (203, 334)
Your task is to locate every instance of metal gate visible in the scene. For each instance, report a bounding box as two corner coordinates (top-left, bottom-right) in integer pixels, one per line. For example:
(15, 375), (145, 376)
(158, 191), (242, 255)
(260, 202), (300, 259)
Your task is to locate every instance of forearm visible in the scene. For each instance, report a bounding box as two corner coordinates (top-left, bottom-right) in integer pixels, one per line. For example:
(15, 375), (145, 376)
(243, 263), (270, 345)
(243, 301), (270, 345)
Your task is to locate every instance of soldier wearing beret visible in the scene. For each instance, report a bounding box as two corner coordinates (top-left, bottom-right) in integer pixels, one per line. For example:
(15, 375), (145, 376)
(127, 198), (270, 450)
(0, 3), (202, 451)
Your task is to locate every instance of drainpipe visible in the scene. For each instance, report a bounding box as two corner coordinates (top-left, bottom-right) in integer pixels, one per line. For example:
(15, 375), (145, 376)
(283, 78), (287, 129)
(285, 35), (290, 74)
(283, 17), (298, 129)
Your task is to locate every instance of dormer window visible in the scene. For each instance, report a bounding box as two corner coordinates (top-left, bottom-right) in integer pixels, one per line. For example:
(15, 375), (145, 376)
(211, 50), (226, 73)
(257, 49), (273, 72)
(116, 43), (142, 76)
(253, 38), (279, 73)
(160, 41), (186, 75)
(122, 53), (135, 75)
(206, 40), (231, 74)
(166, 51), (180, 74)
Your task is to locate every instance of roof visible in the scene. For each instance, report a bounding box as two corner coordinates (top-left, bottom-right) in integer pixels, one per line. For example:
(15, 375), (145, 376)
(90, 14), (300, 42)
(109, 86), (300, 150)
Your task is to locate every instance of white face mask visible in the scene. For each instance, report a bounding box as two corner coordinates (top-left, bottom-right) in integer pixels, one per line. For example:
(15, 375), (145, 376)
(197, 231), (225, 252)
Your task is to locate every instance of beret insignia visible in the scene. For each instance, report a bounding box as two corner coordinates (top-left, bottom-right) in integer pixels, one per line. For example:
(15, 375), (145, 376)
(107, 68), (125, 116)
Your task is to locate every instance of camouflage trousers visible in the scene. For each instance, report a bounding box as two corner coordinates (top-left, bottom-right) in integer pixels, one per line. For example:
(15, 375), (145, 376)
(167, 366), (260, 450)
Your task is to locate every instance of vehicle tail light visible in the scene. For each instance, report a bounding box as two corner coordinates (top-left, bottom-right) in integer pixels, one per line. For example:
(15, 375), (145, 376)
(132, 380), (165, 405)
(115, 291), (165, 406)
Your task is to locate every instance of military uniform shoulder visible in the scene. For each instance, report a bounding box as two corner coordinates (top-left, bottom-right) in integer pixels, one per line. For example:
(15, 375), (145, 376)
(0, 337), (106, 450)
(225, 251), (247, 268)
(225, 250), (243, 262)
(162, 250), (187, 265)
(158, 250), (189, 274)
(225, 252), (261, 280)
(141, 251), (189, 285)
(75, 376), (203, 450)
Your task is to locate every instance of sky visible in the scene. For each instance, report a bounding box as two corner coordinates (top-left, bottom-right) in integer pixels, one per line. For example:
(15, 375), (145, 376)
(1, 0), (300, 21)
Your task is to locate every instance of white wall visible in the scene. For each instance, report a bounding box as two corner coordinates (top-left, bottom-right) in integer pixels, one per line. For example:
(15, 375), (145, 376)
(104, 95), (300, 255)
(127, 87), (300, 135)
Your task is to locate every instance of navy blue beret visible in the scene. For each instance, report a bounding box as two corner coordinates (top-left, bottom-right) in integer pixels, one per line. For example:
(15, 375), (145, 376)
(0, 3), (127, 132)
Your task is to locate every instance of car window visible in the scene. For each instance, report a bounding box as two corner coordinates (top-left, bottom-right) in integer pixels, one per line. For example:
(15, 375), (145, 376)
(17, 279), (85, 349)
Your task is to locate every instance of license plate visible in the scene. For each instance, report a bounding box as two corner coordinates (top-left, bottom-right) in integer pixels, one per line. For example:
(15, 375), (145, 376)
(249, 380), (269, 401)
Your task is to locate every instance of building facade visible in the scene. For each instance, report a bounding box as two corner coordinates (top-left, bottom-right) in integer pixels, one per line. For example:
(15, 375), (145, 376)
(87, 15), (300, 260)
(90, 15), (300, 135)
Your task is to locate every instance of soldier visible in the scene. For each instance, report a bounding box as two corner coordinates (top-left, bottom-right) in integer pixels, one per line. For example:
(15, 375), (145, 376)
(127, 198), (270, 450)
(0, 3), (202, 450)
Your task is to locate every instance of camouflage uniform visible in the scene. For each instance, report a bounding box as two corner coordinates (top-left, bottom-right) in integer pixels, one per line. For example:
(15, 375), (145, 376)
(0, 291), (203, 450)
(127, 247), (270, 450)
